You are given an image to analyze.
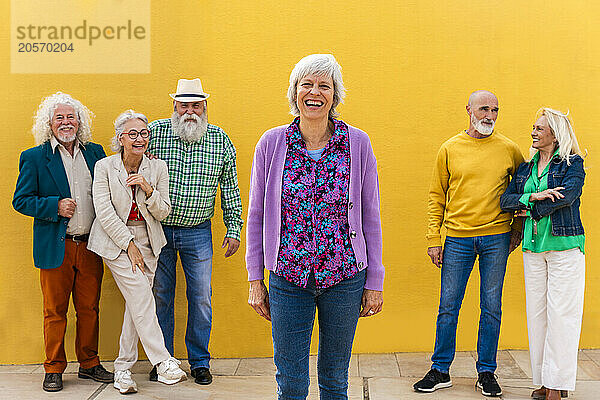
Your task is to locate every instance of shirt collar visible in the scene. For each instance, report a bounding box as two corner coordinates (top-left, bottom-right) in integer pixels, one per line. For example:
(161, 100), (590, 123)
(50, 135), (84, 153)
(285, 117), (348, 147)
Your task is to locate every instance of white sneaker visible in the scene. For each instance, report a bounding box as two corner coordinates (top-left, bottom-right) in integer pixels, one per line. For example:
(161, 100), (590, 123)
(156, 357), (187, 385)
(113, 369), (137, 394)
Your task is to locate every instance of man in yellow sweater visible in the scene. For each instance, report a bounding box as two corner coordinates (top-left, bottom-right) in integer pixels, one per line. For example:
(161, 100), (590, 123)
(413, 90), (524, 397)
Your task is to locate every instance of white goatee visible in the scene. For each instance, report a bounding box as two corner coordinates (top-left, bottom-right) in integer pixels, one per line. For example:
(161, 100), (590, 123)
(56, 125), (77, 143)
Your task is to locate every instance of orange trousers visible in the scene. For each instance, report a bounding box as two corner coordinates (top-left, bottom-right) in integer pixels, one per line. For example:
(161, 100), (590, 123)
(39, 240), (104, 373)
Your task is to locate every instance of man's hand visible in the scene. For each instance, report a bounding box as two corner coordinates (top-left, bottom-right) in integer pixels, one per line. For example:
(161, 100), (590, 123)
(58, 198), (77, 218)
(509, 229), (522, 253)
(248, 280), (271, 321)
(427, 246), (443, 268)
(360, 289), (383, 317)
(222, 237), (240, 257)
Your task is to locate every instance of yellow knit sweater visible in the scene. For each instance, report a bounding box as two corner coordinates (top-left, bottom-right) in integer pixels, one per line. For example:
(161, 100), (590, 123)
(427, 131), (524, 247)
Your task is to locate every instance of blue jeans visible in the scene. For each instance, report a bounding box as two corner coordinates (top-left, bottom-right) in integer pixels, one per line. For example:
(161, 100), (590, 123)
(431, 232), (510, 374)
(153, 221), (213, 369)
(269, 269), (366, 400)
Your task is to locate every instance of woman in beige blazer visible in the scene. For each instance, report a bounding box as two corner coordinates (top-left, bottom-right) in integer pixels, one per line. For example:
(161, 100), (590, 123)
(87, 110), (186, 394)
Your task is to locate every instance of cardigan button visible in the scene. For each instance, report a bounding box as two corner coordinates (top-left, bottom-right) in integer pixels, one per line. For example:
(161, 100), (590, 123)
(348, 202), (354, 210)
(60, 237), (64, 241)
(358, 262), (364, 268)
(350, 230), (357, 239)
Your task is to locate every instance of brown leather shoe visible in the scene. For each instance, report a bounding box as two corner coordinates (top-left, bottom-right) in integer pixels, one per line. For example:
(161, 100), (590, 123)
(532, 386), (568, 399)
(546, 389), (562, 400)
(532, 386), (546, 399)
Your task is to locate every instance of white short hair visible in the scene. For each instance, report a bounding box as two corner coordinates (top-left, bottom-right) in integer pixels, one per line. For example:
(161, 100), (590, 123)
(287, 54), (346, 118)
(536, 108), (583, 165)
(110, 109), (149, 152)
(32, 92), (94, 145)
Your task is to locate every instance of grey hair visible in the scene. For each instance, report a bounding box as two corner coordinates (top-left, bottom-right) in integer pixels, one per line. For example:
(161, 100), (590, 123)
(110, 109), (149, 152)
(535, 108), (584, 165)
(287, 54), (346, 118)
(32, 92), (94, 145)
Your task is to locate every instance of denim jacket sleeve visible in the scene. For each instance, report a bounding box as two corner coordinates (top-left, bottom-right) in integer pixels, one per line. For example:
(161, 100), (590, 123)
(530, 156), (585, 220)
(500, 162), (529, 212)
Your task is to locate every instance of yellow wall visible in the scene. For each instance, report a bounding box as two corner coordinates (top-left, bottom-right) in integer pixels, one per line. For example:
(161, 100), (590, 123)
(1, 1), (599, 364)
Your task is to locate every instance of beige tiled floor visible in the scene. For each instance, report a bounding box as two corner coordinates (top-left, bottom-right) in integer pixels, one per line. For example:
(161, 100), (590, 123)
(1, 350), (599, 399)
(368, 377), (600, 400)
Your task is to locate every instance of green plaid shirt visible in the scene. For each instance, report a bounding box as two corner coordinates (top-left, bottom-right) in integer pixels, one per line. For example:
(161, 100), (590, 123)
(148, 119), (243, 240)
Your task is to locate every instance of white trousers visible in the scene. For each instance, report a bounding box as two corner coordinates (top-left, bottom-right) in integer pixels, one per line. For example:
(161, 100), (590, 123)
(523, 248), (585, 391)
(105, 223), (171, 371)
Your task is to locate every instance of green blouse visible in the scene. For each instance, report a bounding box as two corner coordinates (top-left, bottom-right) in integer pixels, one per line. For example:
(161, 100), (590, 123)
(519, 150), (585, 253)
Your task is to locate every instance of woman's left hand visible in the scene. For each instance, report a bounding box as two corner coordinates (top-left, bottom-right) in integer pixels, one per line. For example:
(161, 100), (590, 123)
(127, 174), (153, 197)
(360, 289), (383, 317)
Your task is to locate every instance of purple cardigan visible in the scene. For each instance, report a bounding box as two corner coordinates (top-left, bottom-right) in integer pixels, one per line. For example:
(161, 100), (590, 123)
(245, 123), (385, 291)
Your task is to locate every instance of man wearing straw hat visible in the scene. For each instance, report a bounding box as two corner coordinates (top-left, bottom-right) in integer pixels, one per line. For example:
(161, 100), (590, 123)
(147, 78), (243, 385)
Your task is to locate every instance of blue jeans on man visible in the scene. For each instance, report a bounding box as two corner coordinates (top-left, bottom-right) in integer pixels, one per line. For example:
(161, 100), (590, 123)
(431, 232), (510, 373)
(153, 221), (213, 369)
(269, 269), (366, 400)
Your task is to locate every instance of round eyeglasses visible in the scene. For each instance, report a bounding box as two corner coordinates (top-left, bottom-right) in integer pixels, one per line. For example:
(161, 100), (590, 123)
(121, 129), (150, 139)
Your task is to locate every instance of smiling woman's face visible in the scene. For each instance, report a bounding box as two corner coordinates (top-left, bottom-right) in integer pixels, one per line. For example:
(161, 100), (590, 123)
(531, 115), (556, 153)
(296, 73), (334, 121)
(119, 118), (149, 156)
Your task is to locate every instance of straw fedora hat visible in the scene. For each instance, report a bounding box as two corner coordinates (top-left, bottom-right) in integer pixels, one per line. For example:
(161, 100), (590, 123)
(169, 78), (210, 102)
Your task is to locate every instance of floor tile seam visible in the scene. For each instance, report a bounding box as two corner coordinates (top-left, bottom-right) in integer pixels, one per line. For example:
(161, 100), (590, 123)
(362, 377), (369, 400)
(582, 352), (600, 368)
(87, 383), (108, 400)
(393, 353), (403, 377)
(503, 348), (528, 379)
(231, 358), (242, 376)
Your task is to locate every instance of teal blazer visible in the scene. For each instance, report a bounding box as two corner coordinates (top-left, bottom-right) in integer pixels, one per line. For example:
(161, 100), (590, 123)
(13, 141), (106, 269)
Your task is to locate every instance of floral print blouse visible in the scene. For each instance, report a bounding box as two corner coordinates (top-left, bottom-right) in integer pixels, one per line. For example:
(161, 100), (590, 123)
(275, 118), (358, 289)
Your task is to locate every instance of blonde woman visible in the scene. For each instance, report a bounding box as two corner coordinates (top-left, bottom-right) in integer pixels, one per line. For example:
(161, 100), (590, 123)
(87, 110), (186, 394)
(501, 108), (585, 400)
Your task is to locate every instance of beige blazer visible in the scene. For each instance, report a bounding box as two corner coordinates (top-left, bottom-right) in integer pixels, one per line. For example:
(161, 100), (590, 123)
(87, 154), (171, 260)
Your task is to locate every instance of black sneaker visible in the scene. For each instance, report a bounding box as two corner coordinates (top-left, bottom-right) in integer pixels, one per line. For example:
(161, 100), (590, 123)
(476, 372), (502, 397)
(149, 365), (158, 381)
(413, 368), (452, 392)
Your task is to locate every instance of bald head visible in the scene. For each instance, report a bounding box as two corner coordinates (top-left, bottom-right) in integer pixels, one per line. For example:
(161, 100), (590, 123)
(468, 90), (497, 107)
(466, 90), (499, 137)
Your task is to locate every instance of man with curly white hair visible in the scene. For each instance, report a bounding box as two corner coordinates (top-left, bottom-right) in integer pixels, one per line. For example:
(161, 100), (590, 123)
(13, 92), (112, 392)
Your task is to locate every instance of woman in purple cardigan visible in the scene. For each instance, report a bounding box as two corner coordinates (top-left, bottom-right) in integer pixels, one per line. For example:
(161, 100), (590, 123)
(245, 54), (385, 400)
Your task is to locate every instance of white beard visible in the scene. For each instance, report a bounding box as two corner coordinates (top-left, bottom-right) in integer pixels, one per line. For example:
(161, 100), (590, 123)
(56, 125), (77, 143)
(171, 110), (208, 143)
(471, 113), (495, 136)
